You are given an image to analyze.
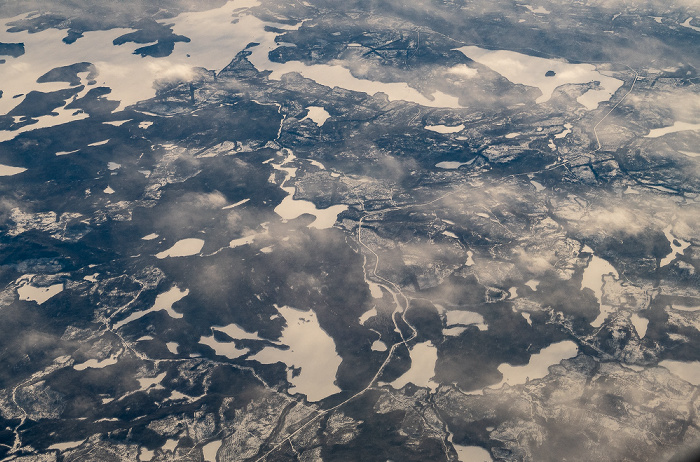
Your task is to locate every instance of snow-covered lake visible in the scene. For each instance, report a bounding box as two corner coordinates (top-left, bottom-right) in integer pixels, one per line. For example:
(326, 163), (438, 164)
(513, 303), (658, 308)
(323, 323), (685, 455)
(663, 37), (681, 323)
(250, 305), (342, 401)
(581, 254), (619, 327)
(630, 313), (648, 338)
(455, 46), (623, 110)
(271, 150), (348, 229)
(199, 333), (249, 359)
(425, 124), (465, 134)
(155, 238), (205, 258)
(659, 360), (700, 385)
(302, 106), (331, 126)
(0, 0), (474, 144)
(489, 340), (578, 389)
(454, 444), (492, 462)
(660, 226), (690, 267)
(114, 286), (188, 329)
(645, 121), (700, 138)
(0, 163), (27, 176)
(17, 275), (64, 305)
(386, 341), (439, 392)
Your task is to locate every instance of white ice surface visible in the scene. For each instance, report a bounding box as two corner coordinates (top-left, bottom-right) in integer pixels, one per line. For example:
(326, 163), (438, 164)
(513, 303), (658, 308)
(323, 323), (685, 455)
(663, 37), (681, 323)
(0, 163), (27, 176)
(140, 448), (155, 461)
(530, 180), (545, 192)
(241, 14), (464, 108)
(455, 46), (623, 109)
(222, 198), (250, 209)
(445, 310), (487, 330)
(443, 326), (468, 336)
(645, 121), (700, 138)
(630, 313), (649, 338)
(489, 340), (578, 389)
(671, 303), (700, 312)
(271, 151), (347, 229)
(681, 17), (700, 32)
(48, 440), (85, 451)
(155, 238), (205, 258)
(388, 341), (439, 392)
(229, 233), (258, 248)
(17, 277), (63, 305)
(55, 149), (79, 156)
(435, 161), (471, 169)
(0, 0), (262, 140)
(660, 225), (691, 267)
(359, 307), (378, 325)
(250, 305), (342, 401)
(581, 255), (619, 327)
(371, 340), (388, 352)
(0, 0), (471, 144)
(367, 281), (383, 298)
(202, 440), (222, 462)
(523, 4), (550, 14)
(103, 119), (131, 126)
(74, 354), (119, 371)
(162, 439), (178, 452)
(114, 286), (188, 329)
(555, 123), (573, 139)
(199, 334), (249, 359)
(425, 124), (465, 134)
(660, 360), (700, 385)
(137, 372), (166, 391)
(302, 106), (331, 126)
(454, 444), (493, 462)
(213, 323), (263, 340)
(166, 342), (179, 354)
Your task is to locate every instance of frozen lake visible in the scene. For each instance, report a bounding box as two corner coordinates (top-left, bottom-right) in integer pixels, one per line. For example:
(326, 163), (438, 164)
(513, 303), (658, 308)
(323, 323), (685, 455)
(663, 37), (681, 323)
(114, 286), (188, 329)
(271, 150), (348, 229)
(250, 305), (342, 401)
(645, 121), (700, 138)
(454, 444), (492, 462)
(489, 340), (578, 389)
(455, 46), (623, 110)
(17, 275), (64, 305)
(302, 106), (331, 126)
(425, 124), (465, 134)
(0, 163), (27, 176)
(1, 0), (260, 139)
(155, 238), (205, 258)
(581, 255), (619, 327)
(387, 341), (439, 392)
(659, 360), (700, 385)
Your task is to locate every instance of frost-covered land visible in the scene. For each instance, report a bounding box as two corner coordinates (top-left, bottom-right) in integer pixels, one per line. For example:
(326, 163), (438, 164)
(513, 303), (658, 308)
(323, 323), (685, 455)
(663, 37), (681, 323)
(0, 0), (699, 461)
